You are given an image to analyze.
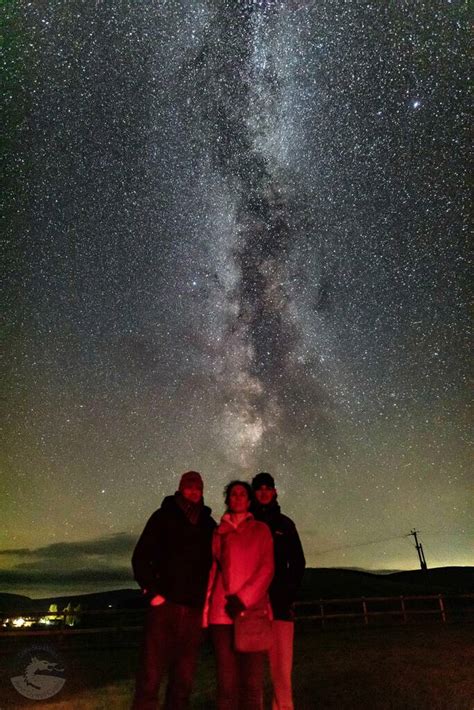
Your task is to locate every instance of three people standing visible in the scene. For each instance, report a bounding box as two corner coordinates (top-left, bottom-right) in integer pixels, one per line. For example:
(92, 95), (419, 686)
(131, 470), (305, 710)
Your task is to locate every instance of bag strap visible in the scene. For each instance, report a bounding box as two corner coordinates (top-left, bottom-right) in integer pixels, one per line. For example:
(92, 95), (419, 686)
(215, 532), (233, 601)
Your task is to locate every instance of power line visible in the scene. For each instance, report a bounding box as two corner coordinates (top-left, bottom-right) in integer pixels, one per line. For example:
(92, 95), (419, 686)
(312, 534), (410, 556)
(310, 528), (471, 557)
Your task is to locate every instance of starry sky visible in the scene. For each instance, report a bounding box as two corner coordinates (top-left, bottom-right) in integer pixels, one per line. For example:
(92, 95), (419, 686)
(3, 0), (471, 598)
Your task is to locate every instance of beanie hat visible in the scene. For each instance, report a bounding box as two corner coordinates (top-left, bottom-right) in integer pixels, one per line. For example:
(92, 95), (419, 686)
(179, 470), (203, 491)
(251, 472), (275, 490)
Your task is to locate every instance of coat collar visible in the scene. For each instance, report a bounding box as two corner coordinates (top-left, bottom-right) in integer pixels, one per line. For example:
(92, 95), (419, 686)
(217, 511), (254, 534)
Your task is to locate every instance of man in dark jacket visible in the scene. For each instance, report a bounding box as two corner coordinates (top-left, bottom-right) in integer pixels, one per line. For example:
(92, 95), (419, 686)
(251, 472), (305, 710)
(132, 471), (216, 710)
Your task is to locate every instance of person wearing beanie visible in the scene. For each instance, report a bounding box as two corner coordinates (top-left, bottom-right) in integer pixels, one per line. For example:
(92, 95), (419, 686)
(132, 471), (216, 710)
(251, 472), (305, 710)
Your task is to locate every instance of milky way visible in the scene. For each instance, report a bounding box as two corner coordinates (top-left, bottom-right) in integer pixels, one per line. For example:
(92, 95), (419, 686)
(2, 1), (471, 594)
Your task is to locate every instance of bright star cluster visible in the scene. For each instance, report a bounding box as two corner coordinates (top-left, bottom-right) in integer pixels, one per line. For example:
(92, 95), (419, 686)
(2, 0), (471, 596)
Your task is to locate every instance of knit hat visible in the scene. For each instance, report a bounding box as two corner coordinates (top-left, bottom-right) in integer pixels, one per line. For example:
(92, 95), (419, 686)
(251, 472), (275, 490)
(179, 470), (203, 491)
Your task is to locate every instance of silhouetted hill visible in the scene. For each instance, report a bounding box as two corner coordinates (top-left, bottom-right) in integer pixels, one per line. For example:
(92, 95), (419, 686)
(38, 588), (142, 610)
(388, 567), (474, 592)
(300, 566), (474, 599)
(0, 593), (33, 613)
(1, 567), (472, 613)
(0, 589), (142, 614)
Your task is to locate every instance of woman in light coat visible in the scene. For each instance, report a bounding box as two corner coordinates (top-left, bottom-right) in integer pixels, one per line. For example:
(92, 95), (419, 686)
(204, 480), (274, 710)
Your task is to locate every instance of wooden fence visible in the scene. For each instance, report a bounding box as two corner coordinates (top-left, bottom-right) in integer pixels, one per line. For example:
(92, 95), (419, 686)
(1, 594), (473, 638)
(295, 593), (470, 625)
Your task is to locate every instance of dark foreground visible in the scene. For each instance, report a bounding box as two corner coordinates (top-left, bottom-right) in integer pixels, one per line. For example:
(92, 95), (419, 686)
(1, 622), (473, 709)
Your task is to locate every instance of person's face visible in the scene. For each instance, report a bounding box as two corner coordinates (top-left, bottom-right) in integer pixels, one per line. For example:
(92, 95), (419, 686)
(228, 484), (251, 513)
(181, 483), (203, 504)
(254, 485), (276, 506)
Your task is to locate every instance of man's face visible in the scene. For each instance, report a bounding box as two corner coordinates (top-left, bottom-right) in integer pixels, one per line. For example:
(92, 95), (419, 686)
(181, 483), (203, 504)
(254, 485), (276, 505)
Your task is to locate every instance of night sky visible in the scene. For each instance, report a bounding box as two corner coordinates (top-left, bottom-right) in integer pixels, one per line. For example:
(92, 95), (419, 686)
(3, 0), (471, 598)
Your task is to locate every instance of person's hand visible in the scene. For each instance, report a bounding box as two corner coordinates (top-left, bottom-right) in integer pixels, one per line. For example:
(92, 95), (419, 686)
(150, 594), (166, 607)
(225, 594), (245, 619)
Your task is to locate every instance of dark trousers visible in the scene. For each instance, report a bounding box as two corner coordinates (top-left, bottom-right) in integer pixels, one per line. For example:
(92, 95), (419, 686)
(210, 624), (265, 710)
(132, 601), (203, 710)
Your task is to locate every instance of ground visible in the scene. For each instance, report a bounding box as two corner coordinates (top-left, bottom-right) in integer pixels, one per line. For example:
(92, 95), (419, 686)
(1, 622), (473, 709)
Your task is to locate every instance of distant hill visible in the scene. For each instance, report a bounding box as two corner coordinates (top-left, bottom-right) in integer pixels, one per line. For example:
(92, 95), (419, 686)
(0, 588), (141, 614)
(300, 566), (474, 600)
(0, 592), (33, 613)
(388, 567), (474, 592)
(1, 567), (472, 613)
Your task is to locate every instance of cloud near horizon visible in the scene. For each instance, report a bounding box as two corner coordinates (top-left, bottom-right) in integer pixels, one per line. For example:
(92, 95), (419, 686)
(0, 533), (136, 592)
(0, 567), (132, 586)
(0, 532), (136, 558)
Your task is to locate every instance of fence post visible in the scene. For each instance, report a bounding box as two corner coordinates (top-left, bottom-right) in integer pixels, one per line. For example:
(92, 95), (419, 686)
(400, 596), (407, 624)
(58, 611), (66, 645)
(319, 602), (325, 628)
(362, 598), (368, 625)
(438, 594), (446, 623)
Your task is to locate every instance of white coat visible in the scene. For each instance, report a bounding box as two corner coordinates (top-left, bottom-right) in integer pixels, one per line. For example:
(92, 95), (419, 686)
(204, 512), (274, 626)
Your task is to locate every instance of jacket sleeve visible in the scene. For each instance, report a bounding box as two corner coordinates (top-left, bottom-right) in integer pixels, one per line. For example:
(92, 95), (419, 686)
(131, 510), (165, 597)
(287, 520), (306, 600)
(202, 559), (217, 628)
(236, 524), (274, 609)
(202, 530), (220, 628)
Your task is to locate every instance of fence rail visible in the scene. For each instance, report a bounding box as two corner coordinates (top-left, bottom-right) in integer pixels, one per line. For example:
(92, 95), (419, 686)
(295, 593), (467, 625)
(1, 594), (473, 637)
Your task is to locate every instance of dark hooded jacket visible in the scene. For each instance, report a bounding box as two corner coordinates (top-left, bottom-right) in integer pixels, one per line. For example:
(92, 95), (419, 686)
(251, 499), (305, 620)
(132, 494), (216, 608)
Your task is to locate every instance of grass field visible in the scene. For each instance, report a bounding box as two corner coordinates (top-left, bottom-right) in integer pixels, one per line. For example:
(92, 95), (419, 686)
(1, 623), (473, 709)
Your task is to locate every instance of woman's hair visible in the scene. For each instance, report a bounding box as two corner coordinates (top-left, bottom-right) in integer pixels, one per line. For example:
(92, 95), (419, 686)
(224, 480), (253, 508)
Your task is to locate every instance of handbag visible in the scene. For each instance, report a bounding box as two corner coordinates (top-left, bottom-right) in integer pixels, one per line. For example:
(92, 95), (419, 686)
(234, 607), (272, 653)
(215, 528), (272, 653)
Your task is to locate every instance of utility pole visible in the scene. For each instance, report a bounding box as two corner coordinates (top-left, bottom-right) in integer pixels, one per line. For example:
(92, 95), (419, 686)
(409, 529), (428, 571)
